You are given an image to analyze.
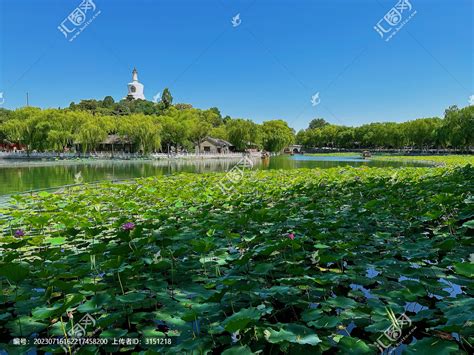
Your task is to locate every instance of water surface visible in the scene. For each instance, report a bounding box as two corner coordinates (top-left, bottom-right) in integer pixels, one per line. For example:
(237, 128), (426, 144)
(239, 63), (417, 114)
(0, 155), (428, 195)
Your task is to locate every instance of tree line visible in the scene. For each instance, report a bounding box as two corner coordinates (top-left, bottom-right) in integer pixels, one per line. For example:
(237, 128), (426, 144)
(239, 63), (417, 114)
(0, 93), (295, 154)
(1, 92), (472, 155)
(296, 105), (473, 150)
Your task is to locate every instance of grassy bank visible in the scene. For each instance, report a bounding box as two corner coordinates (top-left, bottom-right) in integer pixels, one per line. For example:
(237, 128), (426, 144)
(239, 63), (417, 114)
(0, 156), (473, 353)
(305, 152), (360, 157)
(371, 155), (474, 167)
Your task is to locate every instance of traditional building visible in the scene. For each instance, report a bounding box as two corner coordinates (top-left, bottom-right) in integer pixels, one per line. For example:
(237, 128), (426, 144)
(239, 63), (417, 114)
(197, 137), (234, 154)
(125, 68), (146, 100)
(74, 135), (136, 154)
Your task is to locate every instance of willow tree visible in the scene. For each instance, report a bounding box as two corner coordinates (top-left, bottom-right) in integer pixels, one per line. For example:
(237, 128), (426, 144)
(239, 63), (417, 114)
(158, 115), (189, 153)
(226, 118), (259, 151)
(1, 107), (44, 156)
(76, 114), (110, 153)
(260, 120), (295, 152)
(118, 114), (161, 154)
(188, 118), (211, 154)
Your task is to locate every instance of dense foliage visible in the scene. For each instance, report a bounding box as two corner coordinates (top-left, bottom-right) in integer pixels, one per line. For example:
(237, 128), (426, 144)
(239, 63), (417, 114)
(0, 156), (472, 353)
(297, 106), (474, 150)
(2, 98), (473, 154)
(0, 96), (295, 154)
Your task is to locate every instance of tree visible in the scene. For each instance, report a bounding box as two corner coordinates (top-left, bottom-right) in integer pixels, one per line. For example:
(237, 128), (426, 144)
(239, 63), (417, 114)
(76, 114), (109, 153)
(261, 120), (294, 152)
(161, 88), (173, 108)
(1, 107), (44, 156)
(159, 115), (189, 152)
(402, 118), (441, 149)
(188, 118), (211, 154)
(201, 108), (223, 127)
(308, 118), (329, 130)
(209, 126), (228, 141)
(44, 109), (75, 154)
(103, 96), (115, 108)
(226, 119), (258, 151)
(117, 115), (161, 154)
(443, 106), (474, 149)
(209, 107), (222, 120)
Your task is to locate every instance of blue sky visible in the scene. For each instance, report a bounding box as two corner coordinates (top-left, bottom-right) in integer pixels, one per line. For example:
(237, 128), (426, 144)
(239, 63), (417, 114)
(0, 0), (472, 130)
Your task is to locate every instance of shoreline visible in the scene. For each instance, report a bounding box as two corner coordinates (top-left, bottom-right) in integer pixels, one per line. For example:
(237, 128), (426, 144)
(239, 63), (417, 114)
(0, 153), (261, 166)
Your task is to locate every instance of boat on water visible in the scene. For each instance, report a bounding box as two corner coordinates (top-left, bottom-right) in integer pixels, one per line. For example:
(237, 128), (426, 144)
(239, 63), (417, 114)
(361, 151), (372, 159)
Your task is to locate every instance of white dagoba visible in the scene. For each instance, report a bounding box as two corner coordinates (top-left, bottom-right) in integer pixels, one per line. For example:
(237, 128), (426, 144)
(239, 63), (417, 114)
(126, 68), (146, 100)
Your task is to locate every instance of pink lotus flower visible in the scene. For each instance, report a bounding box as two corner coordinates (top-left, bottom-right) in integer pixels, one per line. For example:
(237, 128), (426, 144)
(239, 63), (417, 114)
(122, 222), (135, 231)
(287, 233), (295, 240)
(14, 229), (25, 237)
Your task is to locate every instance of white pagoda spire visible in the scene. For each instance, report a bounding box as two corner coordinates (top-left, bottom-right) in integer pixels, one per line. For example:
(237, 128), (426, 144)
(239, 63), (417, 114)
(125, 67), (145, 100)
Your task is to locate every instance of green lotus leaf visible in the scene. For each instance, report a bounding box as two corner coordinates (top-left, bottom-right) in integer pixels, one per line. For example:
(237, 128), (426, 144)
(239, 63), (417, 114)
(100, 328), (128, 338)
(77, 293), (112, 313)
(116, 292), (146, 303)
(454, 263), (474, 278)
(222, 345), (254, 355)
(6, 316), (48, 336)
(0, 263), (29, 283)
(222, 308), (261, 332)
(31, 304), (63, 320)
(336, 337), (372, 354)
(405, 338), (459, 354)
(264, 324), (321, 345)
(462, 220), (474, 229)
(327, 296), (358, 309)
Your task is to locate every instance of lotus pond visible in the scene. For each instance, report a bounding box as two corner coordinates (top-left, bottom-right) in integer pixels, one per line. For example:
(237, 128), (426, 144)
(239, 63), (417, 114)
(0, 156), (473, 354)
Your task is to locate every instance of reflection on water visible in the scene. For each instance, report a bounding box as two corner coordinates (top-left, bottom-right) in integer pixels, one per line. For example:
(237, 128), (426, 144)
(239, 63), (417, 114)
(0, 155), (428, 195)
(267, 155), (428, 170)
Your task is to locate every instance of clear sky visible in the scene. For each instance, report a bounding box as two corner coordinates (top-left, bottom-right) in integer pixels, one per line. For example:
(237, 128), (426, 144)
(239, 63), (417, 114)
(0, 0), (472, 131)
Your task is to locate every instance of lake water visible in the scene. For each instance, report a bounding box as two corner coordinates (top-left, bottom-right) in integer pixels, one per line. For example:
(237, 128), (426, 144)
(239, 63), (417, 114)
(0, 155), (428, 196)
